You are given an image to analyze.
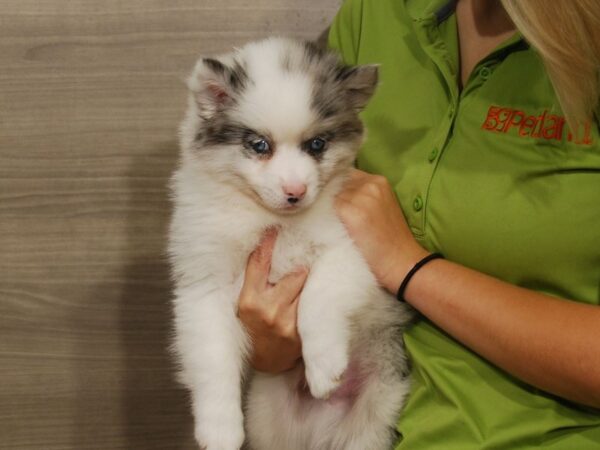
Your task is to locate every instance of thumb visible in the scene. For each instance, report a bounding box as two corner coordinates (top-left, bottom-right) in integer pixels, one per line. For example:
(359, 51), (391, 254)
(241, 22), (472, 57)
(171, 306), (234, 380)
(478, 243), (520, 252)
(272, 268), (309, 302)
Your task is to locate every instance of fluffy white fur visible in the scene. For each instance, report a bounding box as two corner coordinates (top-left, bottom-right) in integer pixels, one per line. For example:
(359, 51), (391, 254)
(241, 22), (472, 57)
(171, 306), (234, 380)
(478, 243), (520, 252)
(169, 37), (411, 450)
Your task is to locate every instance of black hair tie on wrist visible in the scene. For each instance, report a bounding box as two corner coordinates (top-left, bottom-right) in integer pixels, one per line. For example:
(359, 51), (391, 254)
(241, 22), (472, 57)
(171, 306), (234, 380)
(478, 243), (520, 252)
(396, 253), (444, 302)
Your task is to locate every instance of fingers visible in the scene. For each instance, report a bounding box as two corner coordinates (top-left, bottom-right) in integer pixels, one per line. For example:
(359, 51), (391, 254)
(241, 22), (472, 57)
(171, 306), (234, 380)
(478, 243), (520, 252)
(238, 266), (307, 327)
(337, 169), (392, 208)
(349, 167), (366, 178)
(244, 227), (278, 288)
(273, 269), (309, 303)
(337, 168), (367, 203)
(341, 169), (364, 193)
(281, 293), (302, 340)
(237, 229), (308, 373)
(262, 290), (302, 350)
(336, 169), (366, 217)
(238, 265), (305, 373)
(346, 168), (370, 185)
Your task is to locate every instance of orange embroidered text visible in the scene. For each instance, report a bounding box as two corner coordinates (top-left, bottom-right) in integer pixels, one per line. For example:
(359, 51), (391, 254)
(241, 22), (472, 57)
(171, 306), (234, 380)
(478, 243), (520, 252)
(481, 106), (593, 145)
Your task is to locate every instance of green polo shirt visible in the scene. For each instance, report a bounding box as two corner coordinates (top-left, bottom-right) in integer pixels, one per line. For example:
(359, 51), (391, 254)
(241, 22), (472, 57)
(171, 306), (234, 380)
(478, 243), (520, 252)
(329, 0), (600, 448)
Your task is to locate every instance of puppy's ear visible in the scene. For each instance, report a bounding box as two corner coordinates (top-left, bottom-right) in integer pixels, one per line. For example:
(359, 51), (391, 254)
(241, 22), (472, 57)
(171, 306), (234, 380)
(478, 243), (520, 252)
(336, 64), (379, 111)
(188, 57), (247, 120)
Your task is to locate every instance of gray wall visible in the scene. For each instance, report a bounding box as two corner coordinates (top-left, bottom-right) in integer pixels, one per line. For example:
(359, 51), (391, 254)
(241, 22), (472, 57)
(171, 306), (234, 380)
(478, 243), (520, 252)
(0, 1), (341, 448)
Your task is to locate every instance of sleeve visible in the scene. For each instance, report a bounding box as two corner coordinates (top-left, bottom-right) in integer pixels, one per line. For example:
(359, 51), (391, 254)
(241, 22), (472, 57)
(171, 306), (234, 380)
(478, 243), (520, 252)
(327, 0), (364, 65)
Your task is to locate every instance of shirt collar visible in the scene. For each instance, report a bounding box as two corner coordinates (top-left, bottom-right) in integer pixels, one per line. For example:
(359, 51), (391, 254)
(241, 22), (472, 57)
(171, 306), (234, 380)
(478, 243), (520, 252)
(434, 0), (458, 24)
(404, 0), (457, 24)
(405, 0), (527, 55)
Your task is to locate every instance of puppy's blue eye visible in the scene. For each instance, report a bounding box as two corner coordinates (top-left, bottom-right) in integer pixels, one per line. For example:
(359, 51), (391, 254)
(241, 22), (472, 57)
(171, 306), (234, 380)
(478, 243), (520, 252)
(251, 139), (270, 154)
(309, 138), (326, 153)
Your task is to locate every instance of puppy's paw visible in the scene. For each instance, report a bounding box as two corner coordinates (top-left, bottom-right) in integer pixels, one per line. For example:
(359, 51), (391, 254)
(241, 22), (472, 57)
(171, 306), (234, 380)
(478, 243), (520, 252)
(195, 419), (244, 450)
(304, 349), (348, 400)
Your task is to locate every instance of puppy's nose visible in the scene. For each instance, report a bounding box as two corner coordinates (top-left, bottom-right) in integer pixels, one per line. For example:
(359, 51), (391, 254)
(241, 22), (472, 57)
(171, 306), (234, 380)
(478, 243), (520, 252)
(283, 183), (307, 203)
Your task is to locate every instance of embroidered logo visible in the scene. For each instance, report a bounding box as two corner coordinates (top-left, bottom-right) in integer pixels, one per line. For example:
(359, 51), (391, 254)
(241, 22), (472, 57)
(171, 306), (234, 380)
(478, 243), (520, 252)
(481, 105), (593, 145)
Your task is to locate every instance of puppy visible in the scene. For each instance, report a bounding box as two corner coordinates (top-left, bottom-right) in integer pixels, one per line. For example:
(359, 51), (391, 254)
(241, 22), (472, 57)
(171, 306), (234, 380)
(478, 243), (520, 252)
(169, 37), (411, 450)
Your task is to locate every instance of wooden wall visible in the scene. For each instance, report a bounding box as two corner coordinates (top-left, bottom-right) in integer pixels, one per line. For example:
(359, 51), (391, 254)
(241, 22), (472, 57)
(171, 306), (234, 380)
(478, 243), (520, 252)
(0, 1), (340, 448)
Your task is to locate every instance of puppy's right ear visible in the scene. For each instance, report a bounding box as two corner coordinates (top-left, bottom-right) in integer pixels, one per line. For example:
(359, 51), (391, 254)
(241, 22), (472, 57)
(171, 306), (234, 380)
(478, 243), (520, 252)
(187, 58), (245, 120)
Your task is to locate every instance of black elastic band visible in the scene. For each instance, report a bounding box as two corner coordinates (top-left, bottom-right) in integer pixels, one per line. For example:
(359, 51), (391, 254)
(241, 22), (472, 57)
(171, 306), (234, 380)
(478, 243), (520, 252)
(396, 253), (444, 302)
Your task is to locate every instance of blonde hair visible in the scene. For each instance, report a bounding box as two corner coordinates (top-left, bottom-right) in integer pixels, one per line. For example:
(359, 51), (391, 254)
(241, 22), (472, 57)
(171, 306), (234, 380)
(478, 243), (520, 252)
(501, 0), (600, 126)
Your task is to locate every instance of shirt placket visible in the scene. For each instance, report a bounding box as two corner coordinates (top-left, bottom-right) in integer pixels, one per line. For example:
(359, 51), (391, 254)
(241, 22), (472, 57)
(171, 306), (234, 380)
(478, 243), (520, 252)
(401, 15), (459, 240)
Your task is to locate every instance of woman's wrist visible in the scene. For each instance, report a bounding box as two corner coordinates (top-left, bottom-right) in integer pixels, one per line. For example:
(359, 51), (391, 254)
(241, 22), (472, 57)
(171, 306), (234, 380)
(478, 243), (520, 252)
(396, 253), (445, 302)
(380, 243), (430, 295)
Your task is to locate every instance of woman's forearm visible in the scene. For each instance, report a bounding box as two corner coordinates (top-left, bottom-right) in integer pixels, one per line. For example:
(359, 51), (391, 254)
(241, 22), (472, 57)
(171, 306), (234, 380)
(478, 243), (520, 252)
(403, 257), (600, 408)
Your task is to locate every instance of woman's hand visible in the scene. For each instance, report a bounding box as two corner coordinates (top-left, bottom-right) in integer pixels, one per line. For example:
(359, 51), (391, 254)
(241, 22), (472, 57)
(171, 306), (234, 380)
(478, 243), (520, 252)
(335, 169), (429, 294)
(237, 228), (308, 373)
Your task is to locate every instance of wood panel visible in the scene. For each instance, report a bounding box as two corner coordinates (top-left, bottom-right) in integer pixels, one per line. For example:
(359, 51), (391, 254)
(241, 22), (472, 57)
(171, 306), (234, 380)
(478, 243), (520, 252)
(0, 1), (341, 448)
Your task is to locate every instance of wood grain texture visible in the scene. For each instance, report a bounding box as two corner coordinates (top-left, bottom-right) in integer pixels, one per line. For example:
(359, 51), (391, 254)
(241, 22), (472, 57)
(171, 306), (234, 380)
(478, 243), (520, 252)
(0, 1), (340, 448)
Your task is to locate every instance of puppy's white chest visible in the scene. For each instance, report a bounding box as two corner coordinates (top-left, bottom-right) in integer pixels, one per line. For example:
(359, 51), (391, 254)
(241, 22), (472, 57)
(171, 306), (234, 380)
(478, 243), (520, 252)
(268, 227), (322, 283)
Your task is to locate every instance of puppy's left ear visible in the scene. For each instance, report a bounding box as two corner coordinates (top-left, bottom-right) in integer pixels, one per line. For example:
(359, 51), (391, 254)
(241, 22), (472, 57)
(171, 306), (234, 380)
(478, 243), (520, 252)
(188, 57), (246, 120)
(337, 64), (379, 111)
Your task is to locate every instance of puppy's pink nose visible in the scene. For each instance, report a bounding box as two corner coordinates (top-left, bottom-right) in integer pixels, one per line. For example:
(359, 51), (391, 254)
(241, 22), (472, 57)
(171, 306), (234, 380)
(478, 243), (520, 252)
(282, 183), (307, 200)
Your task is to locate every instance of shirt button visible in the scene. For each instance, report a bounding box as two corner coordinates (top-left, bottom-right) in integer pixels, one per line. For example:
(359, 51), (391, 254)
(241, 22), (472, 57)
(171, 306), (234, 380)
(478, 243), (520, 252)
(413, 195), (423, 211)
(480, 66), (493, 80)
(448, 105), (455, 118)
(428, 147), (439, 162)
